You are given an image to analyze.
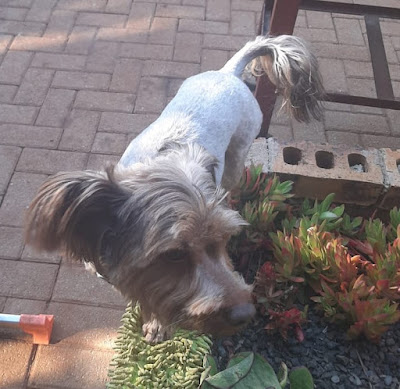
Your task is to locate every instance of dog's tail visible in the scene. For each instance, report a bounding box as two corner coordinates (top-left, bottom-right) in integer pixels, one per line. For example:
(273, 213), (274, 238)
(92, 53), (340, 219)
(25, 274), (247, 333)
(220, 35), (324, 122)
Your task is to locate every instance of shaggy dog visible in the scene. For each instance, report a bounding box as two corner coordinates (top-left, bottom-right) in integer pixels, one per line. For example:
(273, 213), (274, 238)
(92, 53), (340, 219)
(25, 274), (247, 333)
(25, 35), (323, 343)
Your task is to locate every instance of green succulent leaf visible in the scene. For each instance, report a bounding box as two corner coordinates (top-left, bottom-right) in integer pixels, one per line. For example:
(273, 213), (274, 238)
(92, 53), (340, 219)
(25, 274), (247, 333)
(332, 204), (345, 217)
(288, 366), (314, 389)
(320, 193), (335, 212)
(320, 211), (340, 220)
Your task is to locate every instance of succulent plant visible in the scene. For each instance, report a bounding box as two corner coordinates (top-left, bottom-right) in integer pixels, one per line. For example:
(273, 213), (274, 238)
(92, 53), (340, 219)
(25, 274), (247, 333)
(347, 297), (400, 343)
(365, 219), (387, 256)
(230, 170), (400, 344)
(230, 164), (268, 204)
(265, 307), (307, 343)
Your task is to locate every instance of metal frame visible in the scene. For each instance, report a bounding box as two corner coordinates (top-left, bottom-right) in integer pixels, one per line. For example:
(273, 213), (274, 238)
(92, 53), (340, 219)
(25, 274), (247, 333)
(255, 0), (400, 137)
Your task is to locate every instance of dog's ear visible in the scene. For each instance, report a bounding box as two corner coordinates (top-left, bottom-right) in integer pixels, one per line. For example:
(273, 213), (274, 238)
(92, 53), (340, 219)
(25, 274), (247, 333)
(25, 166), (130, 271)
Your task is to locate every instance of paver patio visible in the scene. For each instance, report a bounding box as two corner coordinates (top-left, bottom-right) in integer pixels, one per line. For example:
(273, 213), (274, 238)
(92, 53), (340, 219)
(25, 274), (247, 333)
(0, 0), (399, 388)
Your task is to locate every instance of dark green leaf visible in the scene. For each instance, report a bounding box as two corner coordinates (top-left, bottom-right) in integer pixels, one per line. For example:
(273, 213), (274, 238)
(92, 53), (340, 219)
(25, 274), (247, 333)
(288, 366), (314, 389)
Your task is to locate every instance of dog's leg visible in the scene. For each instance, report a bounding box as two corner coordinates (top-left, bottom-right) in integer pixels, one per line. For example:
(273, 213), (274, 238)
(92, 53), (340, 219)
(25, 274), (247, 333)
(142, 313), (173, 344)
(222, 138), (250, 191)
(222, 122), (261, 190)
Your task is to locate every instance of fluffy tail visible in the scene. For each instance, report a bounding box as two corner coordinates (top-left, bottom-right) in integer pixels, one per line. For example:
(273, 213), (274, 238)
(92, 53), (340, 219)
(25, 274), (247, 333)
(221, 35), (325, 123)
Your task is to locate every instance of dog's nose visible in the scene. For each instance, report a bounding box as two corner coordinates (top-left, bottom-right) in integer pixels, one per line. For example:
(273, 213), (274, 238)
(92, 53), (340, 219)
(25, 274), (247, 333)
(227, 303), (256, 326)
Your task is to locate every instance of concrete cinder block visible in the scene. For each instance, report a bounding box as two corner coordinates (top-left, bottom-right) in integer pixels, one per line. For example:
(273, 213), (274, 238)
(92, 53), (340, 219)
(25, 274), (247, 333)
(246, 138), (385, 206)
(380, 149), (400, 210)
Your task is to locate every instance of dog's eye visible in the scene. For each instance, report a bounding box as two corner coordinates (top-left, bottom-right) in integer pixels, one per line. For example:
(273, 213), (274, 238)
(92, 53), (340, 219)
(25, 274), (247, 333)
(162, 249), (187, 263)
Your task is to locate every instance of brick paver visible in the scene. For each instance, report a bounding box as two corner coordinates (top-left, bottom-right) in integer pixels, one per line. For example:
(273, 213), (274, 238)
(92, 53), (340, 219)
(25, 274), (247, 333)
(52, 263), (127, 307)
(0, 259), (58, 300)
(0, 340), (33, 388)
(0, 0), (399, 387)
(29, 345), (114, 389)
(45, 302), (123, 348)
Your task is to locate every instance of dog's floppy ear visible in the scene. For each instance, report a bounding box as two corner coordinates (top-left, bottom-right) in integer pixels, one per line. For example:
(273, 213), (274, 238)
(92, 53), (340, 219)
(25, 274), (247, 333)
(25, 166), (130, 270)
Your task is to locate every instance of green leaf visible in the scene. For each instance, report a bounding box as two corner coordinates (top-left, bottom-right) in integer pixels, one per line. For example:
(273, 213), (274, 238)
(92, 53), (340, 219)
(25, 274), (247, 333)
(320, 193), (335, 212)
(228, 352), (281, 389)
(320, 211), (339, 220)
(288, 366), (314, 389)
(279, 181), (293, 194)
(249, 354), (282, 389)
(205, 355), (218, 376)
(331, 204), (345, 217)
(278, 362), (288, 388)
(351, 216), (362, 228)
(200, 367), (213, 387)
(205, 352), (254, 388)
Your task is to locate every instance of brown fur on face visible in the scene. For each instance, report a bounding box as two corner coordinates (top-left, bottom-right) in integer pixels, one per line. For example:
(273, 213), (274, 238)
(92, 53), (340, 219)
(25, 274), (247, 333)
(25, 144), (255, 339)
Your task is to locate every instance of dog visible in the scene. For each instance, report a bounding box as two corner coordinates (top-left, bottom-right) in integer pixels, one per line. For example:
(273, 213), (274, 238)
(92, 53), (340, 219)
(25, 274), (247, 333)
(25, 35), (324, 343)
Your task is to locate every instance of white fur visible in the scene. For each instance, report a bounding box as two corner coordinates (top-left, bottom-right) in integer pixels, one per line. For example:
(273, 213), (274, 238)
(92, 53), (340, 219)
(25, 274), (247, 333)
(119, 71), (262, 186)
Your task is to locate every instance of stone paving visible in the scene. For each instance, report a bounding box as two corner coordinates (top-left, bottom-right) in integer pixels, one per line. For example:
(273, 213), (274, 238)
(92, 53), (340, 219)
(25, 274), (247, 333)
(0, 0), (399, 387)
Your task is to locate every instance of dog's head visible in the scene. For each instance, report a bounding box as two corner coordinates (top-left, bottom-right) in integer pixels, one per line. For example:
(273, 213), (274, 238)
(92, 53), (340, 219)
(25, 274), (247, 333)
(25, 144), (255, 336)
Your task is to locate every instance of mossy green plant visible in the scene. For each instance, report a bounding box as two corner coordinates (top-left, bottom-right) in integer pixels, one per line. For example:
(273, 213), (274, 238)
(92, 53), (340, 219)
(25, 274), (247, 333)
(107, 302), (212, 388)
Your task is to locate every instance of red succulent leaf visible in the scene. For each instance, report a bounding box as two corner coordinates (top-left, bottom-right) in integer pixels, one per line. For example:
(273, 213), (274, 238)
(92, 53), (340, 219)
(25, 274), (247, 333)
(263, 178), (273, 195)
(266, 308), (306, 342)
(376, 279), (390, 292)
(294, 324), (305, 343)
(260, 262), (276, 279)
(289, 276), (305, 283)
(348, 239), (374, 256)
(320, 274), (337, 284)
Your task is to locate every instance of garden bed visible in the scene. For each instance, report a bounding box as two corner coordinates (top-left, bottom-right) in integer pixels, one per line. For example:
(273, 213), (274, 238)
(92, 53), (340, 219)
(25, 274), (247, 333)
(213, 307), (400, 388)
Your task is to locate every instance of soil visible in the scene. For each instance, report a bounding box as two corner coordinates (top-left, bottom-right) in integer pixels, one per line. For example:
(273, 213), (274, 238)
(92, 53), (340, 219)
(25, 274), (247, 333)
(212, 308), (400, 389)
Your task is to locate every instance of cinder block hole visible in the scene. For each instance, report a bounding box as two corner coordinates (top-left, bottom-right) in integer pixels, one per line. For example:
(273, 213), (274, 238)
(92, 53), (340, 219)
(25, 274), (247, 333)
(315, 151), (334, 169)
(283, 147), (302, 165)
(397, 159), (400, 173)
(348, 153), (367, 173)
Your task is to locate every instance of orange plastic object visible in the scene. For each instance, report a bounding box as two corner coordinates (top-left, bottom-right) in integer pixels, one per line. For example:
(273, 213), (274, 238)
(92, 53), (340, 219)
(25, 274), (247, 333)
(19, 314), (54, 345)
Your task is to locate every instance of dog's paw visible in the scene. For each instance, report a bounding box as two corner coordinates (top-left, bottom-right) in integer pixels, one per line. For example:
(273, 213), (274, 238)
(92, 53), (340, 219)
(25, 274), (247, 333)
(142, 317), (170, 344)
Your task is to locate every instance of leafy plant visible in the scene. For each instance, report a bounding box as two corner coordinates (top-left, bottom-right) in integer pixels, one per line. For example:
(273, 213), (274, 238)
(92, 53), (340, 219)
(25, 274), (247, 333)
(298, 194), (344, 232)
(265, 308), (307, 343)
(270, 231), (304, 283)
(200, 352), (314, 389)
(254, 261), (290, 312)
(312, 275), (400, 343)
(366, 226), (400, 301)
(230, 168), (400, 343)
(340, 214), (363, 237)
(230, 164), (268, 204)
(230, 166), (293, 250)
(365, 219), (387, 255)
(347, 298), (400, 343)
